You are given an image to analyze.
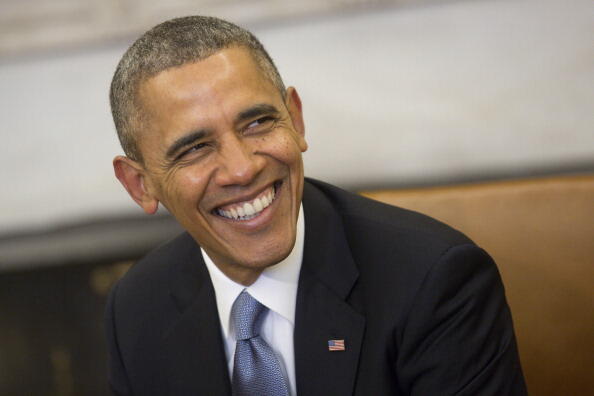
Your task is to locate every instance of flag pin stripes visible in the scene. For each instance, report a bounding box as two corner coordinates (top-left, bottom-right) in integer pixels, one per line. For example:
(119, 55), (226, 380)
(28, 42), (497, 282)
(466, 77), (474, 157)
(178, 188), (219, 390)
(328, 339), (345, 351)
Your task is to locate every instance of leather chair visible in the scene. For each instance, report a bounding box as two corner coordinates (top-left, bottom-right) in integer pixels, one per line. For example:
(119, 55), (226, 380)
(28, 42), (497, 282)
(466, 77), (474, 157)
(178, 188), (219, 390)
(362, 174), (594, 396)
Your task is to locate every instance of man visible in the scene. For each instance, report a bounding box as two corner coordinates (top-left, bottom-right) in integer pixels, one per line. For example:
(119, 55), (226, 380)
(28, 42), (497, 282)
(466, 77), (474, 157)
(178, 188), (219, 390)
(105, 16), (527, 396)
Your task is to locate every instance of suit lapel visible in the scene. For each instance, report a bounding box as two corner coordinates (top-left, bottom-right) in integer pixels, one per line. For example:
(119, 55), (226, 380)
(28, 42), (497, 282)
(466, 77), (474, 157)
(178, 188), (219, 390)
(164, 235), (232, 395)
(295, 182), (366, 396)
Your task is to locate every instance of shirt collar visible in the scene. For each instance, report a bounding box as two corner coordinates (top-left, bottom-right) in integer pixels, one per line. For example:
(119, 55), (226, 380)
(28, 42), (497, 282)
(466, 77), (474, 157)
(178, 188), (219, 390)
(202, 204), (304, 339)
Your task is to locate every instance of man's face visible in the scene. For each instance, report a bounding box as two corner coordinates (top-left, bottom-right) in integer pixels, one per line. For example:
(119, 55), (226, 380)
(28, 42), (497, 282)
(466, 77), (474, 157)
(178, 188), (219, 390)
(125, 47), (307, 284)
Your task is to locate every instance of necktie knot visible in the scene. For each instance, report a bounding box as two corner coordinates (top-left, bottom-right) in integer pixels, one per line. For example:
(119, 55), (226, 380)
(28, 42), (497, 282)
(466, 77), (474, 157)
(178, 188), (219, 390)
(232, 290), (266, 340)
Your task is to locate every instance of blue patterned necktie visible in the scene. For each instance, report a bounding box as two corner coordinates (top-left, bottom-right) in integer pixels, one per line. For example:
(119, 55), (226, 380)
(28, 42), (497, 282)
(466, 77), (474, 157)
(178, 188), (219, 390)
(231, 290), (290, 396)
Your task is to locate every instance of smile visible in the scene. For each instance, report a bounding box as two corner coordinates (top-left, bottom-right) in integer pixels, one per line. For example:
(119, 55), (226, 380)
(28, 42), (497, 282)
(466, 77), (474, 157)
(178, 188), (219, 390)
(215, 184), (277, 221)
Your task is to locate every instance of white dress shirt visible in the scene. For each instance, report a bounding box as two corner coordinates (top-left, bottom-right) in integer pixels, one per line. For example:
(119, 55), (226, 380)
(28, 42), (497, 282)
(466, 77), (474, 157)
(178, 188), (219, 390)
(202, 206), (304, 396)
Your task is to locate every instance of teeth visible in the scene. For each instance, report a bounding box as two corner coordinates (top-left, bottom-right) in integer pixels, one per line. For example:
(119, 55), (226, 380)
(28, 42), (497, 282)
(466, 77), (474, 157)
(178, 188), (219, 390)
(216, 185), (277, 221)
(253, 198), (263, 212)
(244, 202), (255, 216)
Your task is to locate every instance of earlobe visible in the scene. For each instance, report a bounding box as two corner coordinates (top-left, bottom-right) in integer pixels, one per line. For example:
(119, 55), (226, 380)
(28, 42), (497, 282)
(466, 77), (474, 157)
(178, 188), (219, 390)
(113, 156), (159, 214)
(286, 87), (308, 152)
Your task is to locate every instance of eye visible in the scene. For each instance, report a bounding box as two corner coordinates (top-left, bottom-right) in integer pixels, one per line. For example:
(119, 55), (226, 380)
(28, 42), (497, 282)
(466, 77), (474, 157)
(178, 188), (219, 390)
(245, 116), (276, 134)
(175, 142), (209, 161)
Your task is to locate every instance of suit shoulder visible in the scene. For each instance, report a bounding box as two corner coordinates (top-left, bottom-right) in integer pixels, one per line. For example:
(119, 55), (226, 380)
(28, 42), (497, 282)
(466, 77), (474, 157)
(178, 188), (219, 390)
(115, 231), (196, 295)
(306, 178), (472, 249)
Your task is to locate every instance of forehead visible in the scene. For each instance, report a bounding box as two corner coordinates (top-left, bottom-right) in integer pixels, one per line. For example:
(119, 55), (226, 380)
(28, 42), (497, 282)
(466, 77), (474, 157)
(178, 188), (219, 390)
(138, 47), (279, 116)
(134, 47), (283, 158)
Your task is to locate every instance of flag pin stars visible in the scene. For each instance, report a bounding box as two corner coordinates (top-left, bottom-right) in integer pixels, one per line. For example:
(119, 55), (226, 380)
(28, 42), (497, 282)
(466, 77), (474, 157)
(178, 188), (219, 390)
(328, 339), (345, 351)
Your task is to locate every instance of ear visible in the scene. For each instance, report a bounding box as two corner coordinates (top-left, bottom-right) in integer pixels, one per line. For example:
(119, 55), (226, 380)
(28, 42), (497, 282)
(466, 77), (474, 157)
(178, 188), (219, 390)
(285, 86), (308, 152)
(113, 156), (159, 214)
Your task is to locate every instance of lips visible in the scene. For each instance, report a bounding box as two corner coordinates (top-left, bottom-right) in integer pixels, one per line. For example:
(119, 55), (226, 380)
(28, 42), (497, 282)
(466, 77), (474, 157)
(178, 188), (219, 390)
(215, 184), (277, 221)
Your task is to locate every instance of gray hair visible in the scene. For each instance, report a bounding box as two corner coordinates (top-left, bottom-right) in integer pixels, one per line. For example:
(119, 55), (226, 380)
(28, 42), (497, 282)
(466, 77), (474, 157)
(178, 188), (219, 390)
(110, 16), (286, 162)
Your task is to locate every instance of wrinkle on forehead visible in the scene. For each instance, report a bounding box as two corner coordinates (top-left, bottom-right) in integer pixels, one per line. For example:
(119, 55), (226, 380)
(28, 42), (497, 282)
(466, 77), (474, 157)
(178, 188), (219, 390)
(141, 47), (276, 109)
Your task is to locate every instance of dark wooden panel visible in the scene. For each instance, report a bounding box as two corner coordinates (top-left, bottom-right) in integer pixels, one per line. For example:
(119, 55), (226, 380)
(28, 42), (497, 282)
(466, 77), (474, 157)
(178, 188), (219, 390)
(0, 260), (132, 396)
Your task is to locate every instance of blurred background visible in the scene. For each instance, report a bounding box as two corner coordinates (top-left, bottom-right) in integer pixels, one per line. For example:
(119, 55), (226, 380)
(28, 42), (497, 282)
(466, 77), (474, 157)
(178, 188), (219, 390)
(0, 0), (592, 394)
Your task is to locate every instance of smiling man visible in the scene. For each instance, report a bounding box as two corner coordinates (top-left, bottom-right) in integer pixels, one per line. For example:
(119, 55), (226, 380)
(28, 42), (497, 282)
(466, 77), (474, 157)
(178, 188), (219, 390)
(113, 45), (306, 286)
(105, 16), (527, 396)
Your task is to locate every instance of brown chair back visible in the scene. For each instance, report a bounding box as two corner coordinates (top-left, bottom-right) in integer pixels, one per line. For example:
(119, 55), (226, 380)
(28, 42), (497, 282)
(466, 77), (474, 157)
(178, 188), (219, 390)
(362, 174), (594, 396)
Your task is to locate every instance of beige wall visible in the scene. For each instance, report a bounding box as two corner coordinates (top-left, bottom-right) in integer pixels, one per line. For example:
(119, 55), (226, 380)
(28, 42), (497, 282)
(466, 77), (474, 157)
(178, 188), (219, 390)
(1, 0), (593, 232)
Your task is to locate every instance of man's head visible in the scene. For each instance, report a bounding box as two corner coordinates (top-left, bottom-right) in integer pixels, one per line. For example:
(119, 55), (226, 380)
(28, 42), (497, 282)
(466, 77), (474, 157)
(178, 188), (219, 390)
(110, 15), (286, 163)
(111, 17), (307, 285)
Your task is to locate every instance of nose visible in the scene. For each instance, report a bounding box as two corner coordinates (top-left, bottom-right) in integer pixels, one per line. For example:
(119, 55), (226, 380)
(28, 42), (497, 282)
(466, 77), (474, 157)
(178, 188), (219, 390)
(214, 134), (265, 186)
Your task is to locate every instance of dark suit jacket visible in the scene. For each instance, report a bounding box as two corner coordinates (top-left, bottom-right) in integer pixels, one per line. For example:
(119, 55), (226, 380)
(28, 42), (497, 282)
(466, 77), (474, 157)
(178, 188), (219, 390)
(105, 178), (527, 395)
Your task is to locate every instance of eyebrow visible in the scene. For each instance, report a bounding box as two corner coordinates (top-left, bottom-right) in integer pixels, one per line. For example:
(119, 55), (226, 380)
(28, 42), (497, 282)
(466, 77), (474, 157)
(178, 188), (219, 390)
(165, 129), (210, 159)
(235, 103), (280, 124)
(164, 104), (280, 160)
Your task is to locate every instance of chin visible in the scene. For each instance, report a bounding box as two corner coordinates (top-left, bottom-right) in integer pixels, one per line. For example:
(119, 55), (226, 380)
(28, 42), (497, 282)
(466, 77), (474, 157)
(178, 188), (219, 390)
(238, 240), (295, 269)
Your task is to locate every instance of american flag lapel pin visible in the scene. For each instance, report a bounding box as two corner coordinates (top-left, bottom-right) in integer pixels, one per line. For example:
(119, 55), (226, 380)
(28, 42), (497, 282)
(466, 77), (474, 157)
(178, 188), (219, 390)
(328, 339), (345, 351)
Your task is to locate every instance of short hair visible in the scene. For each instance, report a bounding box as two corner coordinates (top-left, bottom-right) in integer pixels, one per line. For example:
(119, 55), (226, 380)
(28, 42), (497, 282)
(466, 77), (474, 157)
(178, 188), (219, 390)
(110, 16), (286, 162)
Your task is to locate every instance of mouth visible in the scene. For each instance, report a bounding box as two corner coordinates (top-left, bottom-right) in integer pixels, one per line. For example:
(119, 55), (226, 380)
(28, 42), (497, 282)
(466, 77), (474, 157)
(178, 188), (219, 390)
(213, 181), (281, 221)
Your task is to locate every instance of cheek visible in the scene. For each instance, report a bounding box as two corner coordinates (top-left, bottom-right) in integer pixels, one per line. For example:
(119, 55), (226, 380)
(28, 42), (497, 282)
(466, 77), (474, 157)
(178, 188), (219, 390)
(257, 132), (304, 164)
(161, 168), (211, 211)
